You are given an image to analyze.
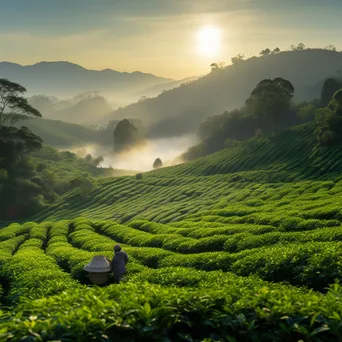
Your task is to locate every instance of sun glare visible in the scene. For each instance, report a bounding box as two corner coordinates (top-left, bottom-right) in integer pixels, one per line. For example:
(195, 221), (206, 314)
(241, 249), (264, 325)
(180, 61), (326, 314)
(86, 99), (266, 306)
(197, 26), (221, 58)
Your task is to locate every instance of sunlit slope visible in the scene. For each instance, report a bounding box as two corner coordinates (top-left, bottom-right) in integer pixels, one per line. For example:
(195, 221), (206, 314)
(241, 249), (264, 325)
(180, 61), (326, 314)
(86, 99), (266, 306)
(148, 123), (338, 179)
(32, 123), (342, 223)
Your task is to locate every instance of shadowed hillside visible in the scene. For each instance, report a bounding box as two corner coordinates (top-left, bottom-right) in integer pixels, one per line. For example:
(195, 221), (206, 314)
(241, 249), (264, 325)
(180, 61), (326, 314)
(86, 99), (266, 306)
(14, 118), (112, 148)
(113, 49), (342, 138)
(133, 75), (201, 98)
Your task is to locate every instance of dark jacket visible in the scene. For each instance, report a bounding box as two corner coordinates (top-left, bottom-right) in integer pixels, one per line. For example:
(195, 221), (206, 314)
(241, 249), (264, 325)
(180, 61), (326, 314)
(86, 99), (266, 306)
(110, 251), (129, 275)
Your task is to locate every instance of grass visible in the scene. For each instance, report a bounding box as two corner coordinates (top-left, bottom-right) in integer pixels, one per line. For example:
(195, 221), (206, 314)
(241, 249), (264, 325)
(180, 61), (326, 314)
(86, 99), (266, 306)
(2, 123), (342, 340)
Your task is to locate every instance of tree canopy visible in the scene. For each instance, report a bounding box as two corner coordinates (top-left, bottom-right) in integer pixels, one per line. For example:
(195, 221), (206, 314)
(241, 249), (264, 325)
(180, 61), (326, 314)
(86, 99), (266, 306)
(321, 78), (342, 107)
(0, 125), (44, 219)
(113, 119), (140, 153)
(246, 78), (295, 132)
(0, 126), (43, 169)
(153, 158), (163, 169)
(0, 78), (42, 127)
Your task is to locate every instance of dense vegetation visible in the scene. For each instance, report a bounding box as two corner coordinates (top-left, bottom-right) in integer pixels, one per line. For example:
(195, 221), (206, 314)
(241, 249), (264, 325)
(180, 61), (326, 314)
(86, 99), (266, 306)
(113, 49), (342, 139)
(3, 153), (342, 340)
(181, 75), (342, 161)
(1, 120), (342, 340)
(2, 48), (342, 341)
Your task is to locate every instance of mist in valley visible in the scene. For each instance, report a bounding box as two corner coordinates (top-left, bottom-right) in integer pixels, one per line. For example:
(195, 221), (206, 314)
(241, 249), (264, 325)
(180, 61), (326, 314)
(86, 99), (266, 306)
(68, 134), (196, 172)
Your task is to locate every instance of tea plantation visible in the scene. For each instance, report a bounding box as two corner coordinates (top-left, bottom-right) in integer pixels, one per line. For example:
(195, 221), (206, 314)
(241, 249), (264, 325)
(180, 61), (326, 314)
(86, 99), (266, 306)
(2, 123), (342, 341)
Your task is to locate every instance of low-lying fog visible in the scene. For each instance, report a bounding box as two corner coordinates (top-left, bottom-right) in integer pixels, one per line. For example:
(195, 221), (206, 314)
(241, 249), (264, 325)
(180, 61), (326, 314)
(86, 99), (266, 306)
(69, 135), (197, 172)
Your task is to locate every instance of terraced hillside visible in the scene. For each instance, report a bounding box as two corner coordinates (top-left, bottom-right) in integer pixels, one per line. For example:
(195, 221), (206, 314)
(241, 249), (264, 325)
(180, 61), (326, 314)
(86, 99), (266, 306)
(2, 122), (342, 340)
(33, 123), (342, 223)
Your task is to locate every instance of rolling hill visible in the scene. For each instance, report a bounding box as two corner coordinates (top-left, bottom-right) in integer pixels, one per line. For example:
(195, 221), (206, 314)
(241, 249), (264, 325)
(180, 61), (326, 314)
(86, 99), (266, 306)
(0, 61), (173, 98)
(15, 118), (112, 148)
(113, 49), (342, 138)
(133, 75), (201, 99)
(2, 121), (342, 340)
(28, 93), (115, 125)
(30, 122), (342, 223)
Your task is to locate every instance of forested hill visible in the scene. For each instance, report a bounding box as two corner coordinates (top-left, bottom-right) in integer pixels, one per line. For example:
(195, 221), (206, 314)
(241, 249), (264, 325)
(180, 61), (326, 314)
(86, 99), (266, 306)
(113, 49), (342, 138)
(31, 122), (342, 223)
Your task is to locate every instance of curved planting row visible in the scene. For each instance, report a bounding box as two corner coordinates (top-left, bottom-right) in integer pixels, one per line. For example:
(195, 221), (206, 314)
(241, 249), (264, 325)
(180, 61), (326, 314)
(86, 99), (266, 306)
(30, 165), (342, 228)
(3, 218), (340, 291)
(0, 222), (78, 305)
(2, 216), (342, 341)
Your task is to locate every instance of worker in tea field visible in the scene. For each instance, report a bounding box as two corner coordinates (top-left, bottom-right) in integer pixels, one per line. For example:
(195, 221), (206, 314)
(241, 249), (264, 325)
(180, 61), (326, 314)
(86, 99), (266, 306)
(109, 244), (129, 283)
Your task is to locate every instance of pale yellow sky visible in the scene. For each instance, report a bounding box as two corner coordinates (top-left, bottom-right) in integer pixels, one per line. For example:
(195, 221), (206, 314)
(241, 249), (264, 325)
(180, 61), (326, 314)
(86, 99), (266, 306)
(0, 0), (341, 79)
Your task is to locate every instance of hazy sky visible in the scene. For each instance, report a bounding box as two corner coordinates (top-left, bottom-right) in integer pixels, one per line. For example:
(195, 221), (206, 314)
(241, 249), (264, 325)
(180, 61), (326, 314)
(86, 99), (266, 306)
(0, 0), (341, 79)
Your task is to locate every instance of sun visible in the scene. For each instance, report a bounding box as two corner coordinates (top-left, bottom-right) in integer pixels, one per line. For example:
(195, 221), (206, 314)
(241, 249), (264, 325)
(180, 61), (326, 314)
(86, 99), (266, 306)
(196, 26), (221, 58)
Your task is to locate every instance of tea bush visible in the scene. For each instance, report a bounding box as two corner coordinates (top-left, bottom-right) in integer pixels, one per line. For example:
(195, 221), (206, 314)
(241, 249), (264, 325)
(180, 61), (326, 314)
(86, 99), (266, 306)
(3, 123), (342, 339)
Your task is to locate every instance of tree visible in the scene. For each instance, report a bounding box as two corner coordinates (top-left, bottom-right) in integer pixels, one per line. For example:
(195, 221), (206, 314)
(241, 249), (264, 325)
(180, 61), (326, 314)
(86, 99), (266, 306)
(210, 62), (219, 70)
(69, 173), (96, 196)
(290, 43), (305, 51)
(320, 78), (342, 107)
(210, 62), (225, 72)
(316, 89), (342, 145)
(297, 103), (317, 121)
(92, 156), (104, 167)
(0, 125), (44, 219)
(85, 154), (93, 163)
(260, 48), (271, 56)
(113, 119), (140, 153)
(272, 47), (281, 54)
(297, 43), (305, 51)
(0, 126), (43, 170)
(246, 78), (295, 132)
(289, 43), (305, 51)
(153, 158), (163, 169)
(325, 45), (337, 51)
(328, 89), (342, 115)
(0, 79), (42, 127)
(231, 54), (245, 65)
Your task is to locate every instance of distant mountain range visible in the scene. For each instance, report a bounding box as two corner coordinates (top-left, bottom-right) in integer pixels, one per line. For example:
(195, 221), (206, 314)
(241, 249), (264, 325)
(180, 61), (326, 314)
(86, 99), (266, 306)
(0, 61), (173, 98)
(112, 49), (342, 138)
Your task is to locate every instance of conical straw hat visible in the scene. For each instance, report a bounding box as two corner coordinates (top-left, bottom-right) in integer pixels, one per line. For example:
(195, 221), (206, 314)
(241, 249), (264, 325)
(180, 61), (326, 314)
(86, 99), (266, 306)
(84, 255), (111, 272)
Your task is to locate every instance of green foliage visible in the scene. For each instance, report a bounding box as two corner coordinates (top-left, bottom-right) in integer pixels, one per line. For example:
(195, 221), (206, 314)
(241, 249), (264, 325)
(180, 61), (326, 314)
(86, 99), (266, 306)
(113, 119), (143, 153)
(0, 126), (45, 220)
(316, 89), (342, 145)
(297, 102), (317, 121)
(246, 78), (295, 132)
(69, 173), (97, 196)
(153, 158), (163, 169)
(231, 53), (245, 64)
(2, 174), (342, 340)
(320, 78), (342, 107)
(0, 78), (41, 127)
(4, 99), (342, 339)
(183, 85), (315, 162)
